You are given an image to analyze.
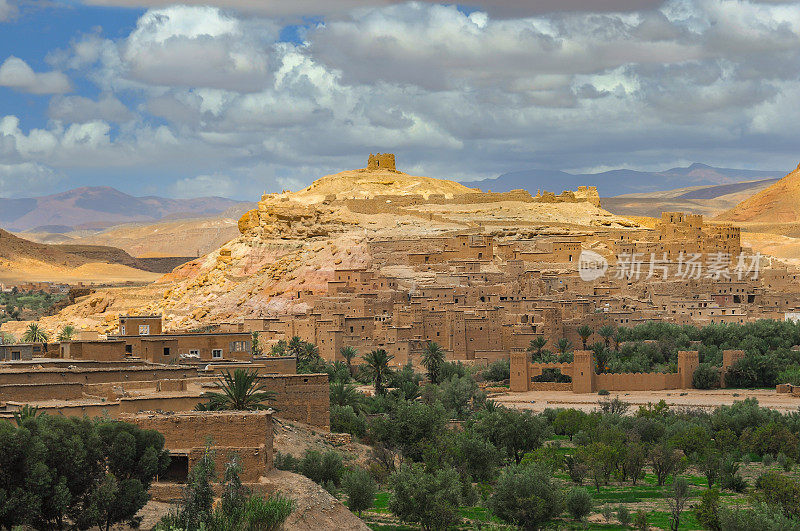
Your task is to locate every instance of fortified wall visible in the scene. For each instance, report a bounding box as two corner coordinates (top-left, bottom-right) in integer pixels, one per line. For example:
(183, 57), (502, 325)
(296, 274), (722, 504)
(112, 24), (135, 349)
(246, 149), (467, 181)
(511, 349), (743, 393)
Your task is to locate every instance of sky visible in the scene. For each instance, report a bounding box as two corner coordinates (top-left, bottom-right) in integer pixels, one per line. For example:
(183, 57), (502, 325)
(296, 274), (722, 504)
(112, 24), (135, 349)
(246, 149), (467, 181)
(1, 0), (800, 200)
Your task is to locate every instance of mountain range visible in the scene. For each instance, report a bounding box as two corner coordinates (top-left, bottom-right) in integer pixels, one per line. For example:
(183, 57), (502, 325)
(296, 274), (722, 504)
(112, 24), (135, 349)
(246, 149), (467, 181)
(464, 163), (785, 197)
(0, 187), (249, 232)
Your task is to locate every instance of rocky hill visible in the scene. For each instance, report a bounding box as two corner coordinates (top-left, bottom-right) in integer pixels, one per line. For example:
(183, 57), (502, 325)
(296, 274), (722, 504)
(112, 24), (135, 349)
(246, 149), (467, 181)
(0, 186), (248, 232)
(289, 167), (479, 204)
(33, 158), (638, 336)
(716, 163), (800, 223)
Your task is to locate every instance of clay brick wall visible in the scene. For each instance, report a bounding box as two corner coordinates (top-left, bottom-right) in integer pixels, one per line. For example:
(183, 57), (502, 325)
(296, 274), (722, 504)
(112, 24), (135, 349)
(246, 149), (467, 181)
(260, 374), (330, 429)
(0, 382), (84, 401)
(60, 341), (127, 362)
(123, 411), (272, 456)
(594, 372), (681, 391)
(0, 366), (200, 386)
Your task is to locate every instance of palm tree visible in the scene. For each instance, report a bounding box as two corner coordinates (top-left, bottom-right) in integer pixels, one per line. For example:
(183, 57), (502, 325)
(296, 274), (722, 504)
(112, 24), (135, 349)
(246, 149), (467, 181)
(612, 331), (622, 352)
(557, 338), (573, 356)
(1, 332), (16, 345)
(362, 349), (394, 395)
(288, 336), (304, 358)
(577, 325), (594, 350)
(57, 325), (76, 342)
(13, 404), (40, 425)
(270, 339), (287, 356)
(197, 369), (276, 411)
(340, 346), (357, 374)
(421, 341), (445, 384)
(527, 337), (548, 361)
(330, 380), (361, 409)
(597, 325), (614, 349)
(22, 323), (48, 344)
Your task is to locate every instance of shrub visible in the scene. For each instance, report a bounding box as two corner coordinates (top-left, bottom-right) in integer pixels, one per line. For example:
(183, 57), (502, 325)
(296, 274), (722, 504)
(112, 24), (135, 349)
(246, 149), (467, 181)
(342, 468), (376, 517)
(719, 502), (800, 530)
(483, 359), (510, 382)
(330, 405), (366, 438)
(598, 389), (610, 396)
(778, 452), (795, 471)
(565, 487), (593, 521)
(634, 510), (649, 531)
(618, 505), (632, 527)
(776, 366), (800, 386)
(694, 489), (720, 531)
(754, 472), (800, 519)
(389, 463), (461, 530)
(239, 494), (295, 531)
(763, 453), (775, 467)
(273, 452), (299, 472)
(299, 450), (344, 487)
(489, 463), (563, 529)
(693, 364), (721, 389)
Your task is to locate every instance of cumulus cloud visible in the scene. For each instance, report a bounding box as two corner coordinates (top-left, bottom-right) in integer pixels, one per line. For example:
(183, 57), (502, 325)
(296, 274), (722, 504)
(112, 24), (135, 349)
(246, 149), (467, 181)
(8, 0), (800, 199)
(48, 94), (133, 123)
(0, 162), (62, 197)
(0, 0), (18, 21)
(0, 56), (71, 94)
(81, 0), (665, 18)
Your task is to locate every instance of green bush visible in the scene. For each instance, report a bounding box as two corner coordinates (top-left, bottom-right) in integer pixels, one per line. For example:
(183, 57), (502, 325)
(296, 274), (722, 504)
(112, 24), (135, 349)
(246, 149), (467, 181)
(694, 488), (721, 531)
(389, 463), (461, 530)
(330, 405), (366, 438)
(0, 415), (169, 530)
(617, 505), (632, 527)
(342, 468), (376, 517)
(565, 487), (592, 521)
(489, 463), (563, 529)
(298, 450), (344, 487)
(693, 364), (721, 389)
(598, 389), (610, 396)
(776, 366), (800, 386)
(273, 452), (299, 472)
(483, 359), (510, 382)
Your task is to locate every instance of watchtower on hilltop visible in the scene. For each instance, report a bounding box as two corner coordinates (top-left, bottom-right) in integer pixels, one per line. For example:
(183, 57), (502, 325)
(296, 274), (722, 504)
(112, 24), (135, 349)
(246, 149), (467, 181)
(367, 153), (396, 171)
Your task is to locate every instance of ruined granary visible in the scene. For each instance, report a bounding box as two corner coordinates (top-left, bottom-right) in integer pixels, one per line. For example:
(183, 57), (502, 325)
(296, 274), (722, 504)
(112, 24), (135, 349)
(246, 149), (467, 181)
(367, 152), (396, 171)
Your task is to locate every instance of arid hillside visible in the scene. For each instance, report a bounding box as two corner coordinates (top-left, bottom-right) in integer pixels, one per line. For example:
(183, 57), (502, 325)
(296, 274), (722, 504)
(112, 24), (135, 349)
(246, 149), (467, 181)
(717, 163), (800, 223)
(0, 229), (161, 285)
(33, 162), (637, 336)
(23, 216), (243, 258)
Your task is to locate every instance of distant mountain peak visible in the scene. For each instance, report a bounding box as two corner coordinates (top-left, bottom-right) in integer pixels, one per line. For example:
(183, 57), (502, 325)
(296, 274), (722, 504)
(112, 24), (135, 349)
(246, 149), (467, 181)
(463, 163), (786, 197)
(0, 186), (248, 232)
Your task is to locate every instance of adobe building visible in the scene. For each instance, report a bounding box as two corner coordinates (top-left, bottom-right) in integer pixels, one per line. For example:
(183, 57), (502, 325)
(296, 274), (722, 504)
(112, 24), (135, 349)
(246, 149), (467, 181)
(122, 410), (273, 501)
(0, 343), (34, 362)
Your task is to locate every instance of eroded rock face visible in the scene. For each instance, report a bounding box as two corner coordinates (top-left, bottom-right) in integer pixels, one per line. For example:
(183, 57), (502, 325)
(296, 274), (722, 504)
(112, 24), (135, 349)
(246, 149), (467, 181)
(238, 198), (358, 239)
